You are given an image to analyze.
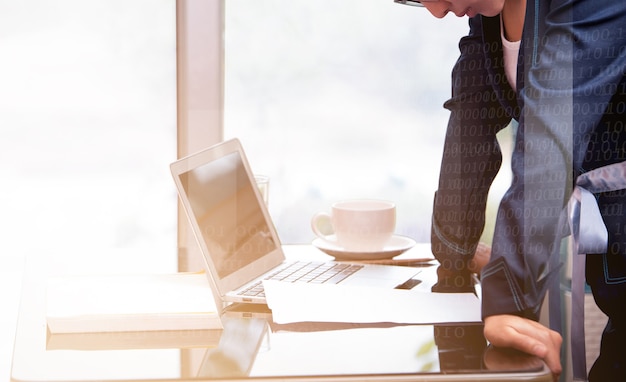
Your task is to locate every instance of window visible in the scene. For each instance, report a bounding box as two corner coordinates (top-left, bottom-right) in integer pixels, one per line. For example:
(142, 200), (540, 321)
(0, 1), (177, 260)
(223, 0), (480, 244)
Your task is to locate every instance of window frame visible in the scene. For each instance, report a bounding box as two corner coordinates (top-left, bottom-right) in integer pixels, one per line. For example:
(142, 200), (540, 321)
(175, 0), (224, 273)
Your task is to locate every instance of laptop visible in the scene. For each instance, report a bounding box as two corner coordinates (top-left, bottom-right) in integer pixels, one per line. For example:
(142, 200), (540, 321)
(170, 138), (420, 311)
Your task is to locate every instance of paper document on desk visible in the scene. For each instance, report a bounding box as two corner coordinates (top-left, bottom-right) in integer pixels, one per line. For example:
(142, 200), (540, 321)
(263, 280), (481, 324)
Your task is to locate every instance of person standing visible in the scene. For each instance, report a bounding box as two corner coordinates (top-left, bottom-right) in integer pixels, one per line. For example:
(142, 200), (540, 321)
(394, 0), (626, 380)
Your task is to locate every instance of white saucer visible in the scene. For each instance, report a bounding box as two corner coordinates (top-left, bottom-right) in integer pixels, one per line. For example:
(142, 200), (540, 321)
(312, 235), (417, 261)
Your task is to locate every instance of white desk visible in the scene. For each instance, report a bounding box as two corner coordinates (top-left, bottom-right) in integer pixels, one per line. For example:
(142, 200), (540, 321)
(10, 245), (552, 382)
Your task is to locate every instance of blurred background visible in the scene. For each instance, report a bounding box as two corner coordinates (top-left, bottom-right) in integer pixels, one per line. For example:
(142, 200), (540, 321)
(0, 0), (514, 378)
(223, 0), (505, 244)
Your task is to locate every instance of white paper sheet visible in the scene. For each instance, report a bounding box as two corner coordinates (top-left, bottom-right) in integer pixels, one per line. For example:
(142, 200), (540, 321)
(263, 280), (481, 325)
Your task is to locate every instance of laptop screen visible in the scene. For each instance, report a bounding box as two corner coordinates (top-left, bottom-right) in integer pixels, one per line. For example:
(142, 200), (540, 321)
(178, 150), (277, 279)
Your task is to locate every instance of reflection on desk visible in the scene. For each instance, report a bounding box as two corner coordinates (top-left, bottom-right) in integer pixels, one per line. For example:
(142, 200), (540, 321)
(16, 312), (553, 382)
(198, 317), (547, 380)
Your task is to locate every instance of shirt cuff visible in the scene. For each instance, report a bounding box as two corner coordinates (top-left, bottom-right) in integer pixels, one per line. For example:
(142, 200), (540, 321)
(480, 256), (536, 320)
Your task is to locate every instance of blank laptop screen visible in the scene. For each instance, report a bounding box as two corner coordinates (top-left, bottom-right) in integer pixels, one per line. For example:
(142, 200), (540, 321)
(178, 151), (277, 279)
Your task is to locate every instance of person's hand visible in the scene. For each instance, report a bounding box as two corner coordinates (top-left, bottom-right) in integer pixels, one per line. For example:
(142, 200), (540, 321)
(484, 314), (562, 381)
(468, 242), (491, 273)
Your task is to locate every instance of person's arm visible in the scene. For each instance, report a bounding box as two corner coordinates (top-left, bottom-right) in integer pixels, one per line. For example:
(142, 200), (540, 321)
(431, 15), (516, 292)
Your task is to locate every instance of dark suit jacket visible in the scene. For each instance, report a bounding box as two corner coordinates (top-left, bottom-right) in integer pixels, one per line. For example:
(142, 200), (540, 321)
(431, 0), (626, 321)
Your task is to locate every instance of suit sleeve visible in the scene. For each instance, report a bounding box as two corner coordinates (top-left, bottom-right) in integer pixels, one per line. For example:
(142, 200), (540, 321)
(431, 16), (517, 293)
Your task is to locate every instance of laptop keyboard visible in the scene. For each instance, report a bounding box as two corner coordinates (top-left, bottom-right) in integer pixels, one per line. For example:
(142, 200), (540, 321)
(237, 261), (364, 298)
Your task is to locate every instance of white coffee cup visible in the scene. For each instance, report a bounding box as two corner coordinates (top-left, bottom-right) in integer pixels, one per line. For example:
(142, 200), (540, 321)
(311, 199), (396, 252)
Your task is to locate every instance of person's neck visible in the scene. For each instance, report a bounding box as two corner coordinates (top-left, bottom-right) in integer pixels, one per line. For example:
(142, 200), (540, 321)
(501, 0), (526, 42)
